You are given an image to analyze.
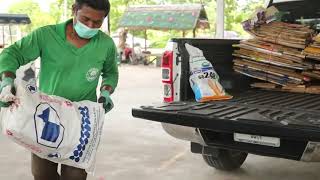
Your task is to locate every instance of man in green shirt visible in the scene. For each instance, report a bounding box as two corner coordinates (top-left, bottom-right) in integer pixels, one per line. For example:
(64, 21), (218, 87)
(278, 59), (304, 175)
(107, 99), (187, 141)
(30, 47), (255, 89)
(0, 0), (118, 179)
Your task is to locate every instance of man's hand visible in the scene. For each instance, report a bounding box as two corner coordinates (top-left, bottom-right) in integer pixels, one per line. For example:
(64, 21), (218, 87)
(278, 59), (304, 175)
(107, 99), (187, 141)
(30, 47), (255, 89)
(0, 77), (15, 107)
(98, 89), (114, 113)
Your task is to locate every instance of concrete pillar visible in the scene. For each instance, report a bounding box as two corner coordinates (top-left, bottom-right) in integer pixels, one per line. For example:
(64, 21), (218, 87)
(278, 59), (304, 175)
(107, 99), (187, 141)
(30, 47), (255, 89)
(216, 0), (224, 39)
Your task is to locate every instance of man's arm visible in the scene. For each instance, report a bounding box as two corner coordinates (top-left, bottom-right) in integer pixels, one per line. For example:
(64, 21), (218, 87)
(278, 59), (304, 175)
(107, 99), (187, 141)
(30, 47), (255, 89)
(100, 43), (119, 94)
(99, 43), (119, 113)
(0, 28), (43, 78)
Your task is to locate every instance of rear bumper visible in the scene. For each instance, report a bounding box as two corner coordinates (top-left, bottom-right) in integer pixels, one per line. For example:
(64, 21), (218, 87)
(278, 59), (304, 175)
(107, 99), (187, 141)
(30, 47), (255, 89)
(161, 125), (320, 162)
(197, 129), (308, 161)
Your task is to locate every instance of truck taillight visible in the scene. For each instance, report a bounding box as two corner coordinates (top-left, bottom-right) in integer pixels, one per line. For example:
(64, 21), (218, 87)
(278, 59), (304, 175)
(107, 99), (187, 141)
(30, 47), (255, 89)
(162, 51), (174, 102)
(163, 83), (173, 101)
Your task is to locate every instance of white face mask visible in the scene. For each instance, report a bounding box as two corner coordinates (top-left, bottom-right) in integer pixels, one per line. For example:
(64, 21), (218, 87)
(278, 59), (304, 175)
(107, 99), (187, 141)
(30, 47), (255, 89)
(73, 18), (99, 39)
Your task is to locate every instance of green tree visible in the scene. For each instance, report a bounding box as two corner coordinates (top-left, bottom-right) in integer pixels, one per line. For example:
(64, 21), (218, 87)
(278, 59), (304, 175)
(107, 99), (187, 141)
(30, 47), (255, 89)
(231, 0), (264, 37)
(49, 0), (74, 23)
(224, 0), (238, 31)
(109, 0), (129, 32)
(9, 0), (56, 33)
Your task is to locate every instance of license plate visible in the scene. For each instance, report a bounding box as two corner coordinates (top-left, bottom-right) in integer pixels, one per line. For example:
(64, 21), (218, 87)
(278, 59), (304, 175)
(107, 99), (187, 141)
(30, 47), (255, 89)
(234, 133), (280, 147)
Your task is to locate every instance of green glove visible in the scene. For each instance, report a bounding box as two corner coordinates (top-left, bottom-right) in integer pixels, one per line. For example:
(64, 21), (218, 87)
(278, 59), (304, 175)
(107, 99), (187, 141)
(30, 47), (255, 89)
(0, 77), (14, 108)
(98, 89), (114, 113)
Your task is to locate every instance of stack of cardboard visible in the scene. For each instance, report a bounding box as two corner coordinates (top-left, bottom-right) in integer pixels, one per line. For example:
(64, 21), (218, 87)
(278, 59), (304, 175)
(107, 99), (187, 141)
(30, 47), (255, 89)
(251, 83), (320, 94)
(303, 34), (320, 61)
(245, 21), (313, 49)
(234, 6), (320, 94)
(234, 39), (311, 70)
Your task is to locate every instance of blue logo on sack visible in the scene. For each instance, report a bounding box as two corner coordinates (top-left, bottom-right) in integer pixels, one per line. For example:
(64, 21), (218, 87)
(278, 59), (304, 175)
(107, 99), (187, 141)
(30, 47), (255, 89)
(48, 152), (61, 159)
(69, 106), (91, 163)
(34, 103), (64, 148)
(26, 84), (37, 94)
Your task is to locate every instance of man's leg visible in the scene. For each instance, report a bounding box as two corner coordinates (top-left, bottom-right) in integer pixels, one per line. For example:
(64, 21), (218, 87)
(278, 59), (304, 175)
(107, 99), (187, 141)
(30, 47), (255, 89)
(31, 153), (60, 180)
(60, 164), (87, 180)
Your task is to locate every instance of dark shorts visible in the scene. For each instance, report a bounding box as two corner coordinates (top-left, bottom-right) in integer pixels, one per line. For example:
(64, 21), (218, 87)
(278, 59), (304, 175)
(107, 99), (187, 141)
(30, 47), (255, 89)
(31, 153), (87, 180)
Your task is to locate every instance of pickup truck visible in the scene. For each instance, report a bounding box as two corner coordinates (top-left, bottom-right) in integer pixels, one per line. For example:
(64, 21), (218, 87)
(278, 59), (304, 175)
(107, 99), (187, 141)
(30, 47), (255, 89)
(132, 0), (320, 171)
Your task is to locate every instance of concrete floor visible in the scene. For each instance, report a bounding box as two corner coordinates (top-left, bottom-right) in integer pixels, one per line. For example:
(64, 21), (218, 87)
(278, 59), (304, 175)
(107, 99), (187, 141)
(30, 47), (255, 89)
(1, 65), (320, 180)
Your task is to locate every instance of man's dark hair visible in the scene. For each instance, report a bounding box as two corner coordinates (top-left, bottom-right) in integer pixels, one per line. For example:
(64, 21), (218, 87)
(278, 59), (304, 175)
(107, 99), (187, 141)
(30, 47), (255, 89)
(75, 0), (110, 16)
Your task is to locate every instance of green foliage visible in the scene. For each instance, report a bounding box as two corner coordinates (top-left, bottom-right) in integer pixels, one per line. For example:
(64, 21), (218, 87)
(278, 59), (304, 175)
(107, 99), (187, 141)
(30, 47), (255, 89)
(49, 0), (74, 23)
(224, 0), (237, 30)
(9, 0), (55, 33)
(9, 0), (75, 33)
(148, 30), (181, 48)
(109, 0), (129, 32)
(233, 0), (264, 37)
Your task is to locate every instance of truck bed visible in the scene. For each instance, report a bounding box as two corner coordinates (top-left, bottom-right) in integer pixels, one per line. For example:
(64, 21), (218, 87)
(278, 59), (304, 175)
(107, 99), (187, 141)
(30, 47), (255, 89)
(133, 90), (320, 160)
(132, 37), (320, 161)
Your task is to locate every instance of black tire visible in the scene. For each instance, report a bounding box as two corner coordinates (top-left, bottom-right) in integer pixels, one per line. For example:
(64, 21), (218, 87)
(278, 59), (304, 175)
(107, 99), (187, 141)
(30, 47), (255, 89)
(202, 148), (248, 171)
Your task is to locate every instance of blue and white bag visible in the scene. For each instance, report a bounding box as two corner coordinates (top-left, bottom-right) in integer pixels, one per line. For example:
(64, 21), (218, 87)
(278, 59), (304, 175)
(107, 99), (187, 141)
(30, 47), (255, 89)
(186, 43), (233, 102)
(0, 79), (105, 173)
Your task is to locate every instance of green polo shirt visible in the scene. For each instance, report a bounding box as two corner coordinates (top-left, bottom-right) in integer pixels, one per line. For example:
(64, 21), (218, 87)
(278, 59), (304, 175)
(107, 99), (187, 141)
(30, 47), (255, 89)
(0, 20), (119, 102)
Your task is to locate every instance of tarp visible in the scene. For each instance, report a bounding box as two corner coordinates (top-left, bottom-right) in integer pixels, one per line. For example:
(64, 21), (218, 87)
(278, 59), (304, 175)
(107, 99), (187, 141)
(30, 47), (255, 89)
(118, 4), (209, 30)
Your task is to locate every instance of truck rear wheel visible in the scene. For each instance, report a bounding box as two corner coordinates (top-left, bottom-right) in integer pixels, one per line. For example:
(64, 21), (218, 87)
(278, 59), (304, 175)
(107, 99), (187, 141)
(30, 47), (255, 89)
(202, 148), (248, 171)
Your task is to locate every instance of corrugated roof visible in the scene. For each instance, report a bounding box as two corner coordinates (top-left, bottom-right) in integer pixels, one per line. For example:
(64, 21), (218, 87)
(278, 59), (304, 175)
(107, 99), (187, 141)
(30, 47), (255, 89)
(0, 14), (31, 24)
(118, 4), (210, 30)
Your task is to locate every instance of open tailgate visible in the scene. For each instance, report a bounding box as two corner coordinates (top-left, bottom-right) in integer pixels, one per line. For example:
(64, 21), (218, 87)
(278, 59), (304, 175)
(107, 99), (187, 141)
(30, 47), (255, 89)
(133, 90), (320, 142)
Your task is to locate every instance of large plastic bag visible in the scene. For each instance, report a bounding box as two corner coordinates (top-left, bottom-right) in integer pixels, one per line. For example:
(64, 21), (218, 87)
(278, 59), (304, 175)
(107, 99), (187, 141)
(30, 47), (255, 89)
(186, 43), (233, 102)
(0, 78), (105, 173)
